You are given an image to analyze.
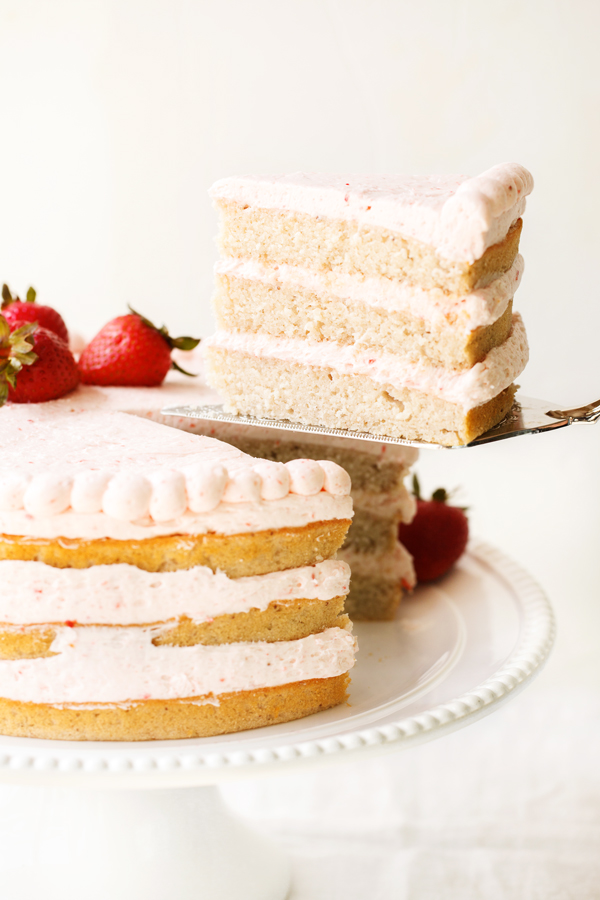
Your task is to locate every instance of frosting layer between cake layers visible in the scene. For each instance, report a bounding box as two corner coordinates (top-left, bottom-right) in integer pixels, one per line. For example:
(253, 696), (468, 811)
(210, 163), (534, 262)
(0, 559), (349, 624)
(205, 313), (528, 413)
(216, 254), (524, 330)
(0, 625), (356, 704)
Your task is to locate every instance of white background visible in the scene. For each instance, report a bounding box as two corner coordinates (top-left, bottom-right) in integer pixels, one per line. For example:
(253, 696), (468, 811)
(0, 2), (599, 897)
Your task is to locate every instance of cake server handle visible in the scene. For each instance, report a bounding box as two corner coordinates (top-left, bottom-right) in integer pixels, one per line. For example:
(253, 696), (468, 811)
(545, 398), (600, 423)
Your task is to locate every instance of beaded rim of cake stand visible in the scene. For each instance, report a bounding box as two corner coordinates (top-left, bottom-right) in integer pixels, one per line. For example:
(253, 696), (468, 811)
(0, 540), (555, 780)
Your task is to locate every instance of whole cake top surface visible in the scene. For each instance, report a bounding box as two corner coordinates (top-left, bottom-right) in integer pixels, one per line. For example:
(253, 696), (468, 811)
(0, 403), (250, 476)
(210, 162), (533, 263)
(0, 377), (353, 540)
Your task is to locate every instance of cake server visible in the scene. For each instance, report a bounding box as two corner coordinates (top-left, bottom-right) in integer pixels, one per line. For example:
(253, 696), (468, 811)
(161, 394), (600, 450)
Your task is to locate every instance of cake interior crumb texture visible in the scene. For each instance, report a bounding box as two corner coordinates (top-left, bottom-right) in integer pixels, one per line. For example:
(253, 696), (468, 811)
(216, 200), (523, 292)
(214, 269), (515, 369)
(206, 346), (517, 447)
(0, 519), (350, 578)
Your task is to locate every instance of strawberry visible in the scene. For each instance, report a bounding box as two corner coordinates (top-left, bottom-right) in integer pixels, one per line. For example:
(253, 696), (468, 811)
(1, 319), (80, 404)
(399, 475), (469, 582)
(78, 307), (200, 387)
(2, 284), (69, 344)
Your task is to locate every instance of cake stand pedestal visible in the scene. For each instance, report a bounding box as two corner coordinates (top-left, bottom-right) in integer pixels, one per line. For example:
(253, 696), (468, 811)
(0, 542), (554, 900)
(0, 783), (290, 900)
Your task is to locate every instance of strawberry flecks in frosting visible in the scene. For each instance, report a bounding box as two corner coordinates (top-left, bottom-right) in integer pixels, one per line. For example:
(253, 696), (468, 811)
(0, 473), (30, 512)
(71, 470), (112, 514)
(205, 314), (529, 411)
(222, 468), (262, 503)
(184, 463), (228, 513)
(216, 255), (524, 331)
(0, 559), (351, 626)
(148, 470), (188, 522)
(286, 459), (325, 495)
(102, 472), (152, 521)
(23, 474), (73, 517)
(252, 461), (290, 500)
(0, 625), (357, 704)
(210, 163), (534, 263)
(317, 461), (352, 496)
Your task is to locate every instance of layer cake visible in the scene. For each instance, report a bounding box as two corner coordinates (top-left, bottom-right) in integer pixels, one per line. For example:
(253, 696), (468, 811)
(0, 398), (355, 740)
(204, 163), (533, 446)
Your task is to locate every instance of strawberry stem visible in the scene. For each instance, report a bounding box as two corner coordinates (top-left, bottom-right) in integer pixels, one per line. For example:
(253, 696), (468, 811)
(412, 474), (422, 500)
(1, 283), (37, 309)
(1, 284), (13, 310)
(127, 305), (201, 373)
(171, 359), (198, 377)
(0, 315), (38, 408)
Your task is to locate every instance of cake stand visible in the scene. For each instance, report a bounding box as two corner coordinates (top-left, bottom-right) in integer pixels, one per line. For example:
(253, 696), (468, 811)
(0, 541), (554, 900)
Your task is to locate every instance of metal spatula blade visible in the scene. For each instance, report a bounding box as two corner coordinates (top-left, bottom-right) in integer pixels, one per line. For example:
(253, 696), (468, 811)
(161, 394), (600, 450)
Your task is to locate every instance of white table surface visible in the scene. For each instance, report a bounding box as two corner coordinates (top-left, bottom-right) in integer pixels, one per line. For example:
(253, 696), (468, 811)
(219, 423), (600, 899)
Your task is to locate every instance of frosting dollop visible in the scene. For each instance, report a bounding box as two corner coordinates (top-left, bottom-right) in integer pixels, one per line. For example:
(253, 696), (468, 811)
(102, 473), (152, 522)
(24, 474), (73, 518)
(286, 459), (325, 495)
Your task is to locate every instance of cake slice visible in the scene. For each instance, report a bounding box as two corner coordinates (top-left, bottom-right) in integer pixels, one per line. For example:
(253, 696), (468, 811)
(0, 401), (355, 740)
(205, 163), (533, 446)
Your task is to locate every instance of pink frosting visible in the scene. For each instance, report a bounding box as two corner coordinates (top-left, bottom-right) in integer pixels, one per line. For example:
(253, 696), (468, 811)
(216, 254), (524, 330)
(286, 459), (325, 495)
(253, 461), (290, 499)
(210, 163), (533, 263)
(0, 625), (356, 704)
(0, 403), (352, 537)
(0, 558), (350, 625)
(205, 314), (529, 411)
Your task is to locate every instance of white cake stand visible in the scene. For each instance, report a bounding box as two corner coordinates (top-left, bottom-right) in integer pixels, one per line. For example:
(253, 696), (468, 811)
(0, 541), (554, 900)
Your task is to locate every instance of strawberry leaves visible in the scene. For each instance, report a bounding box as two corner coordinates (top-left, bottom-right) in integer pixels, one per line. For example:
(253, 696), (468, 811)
(2, 283), (37, 309)
(127, 306), (200, 360)
(0, 314), (38, 407)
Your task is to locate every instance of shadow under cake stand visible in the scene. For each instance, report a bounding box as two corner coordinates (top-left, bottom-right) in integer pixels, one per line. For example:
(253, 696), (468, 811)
(0, 541), (554, 900)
